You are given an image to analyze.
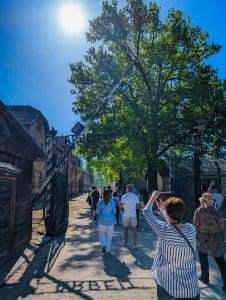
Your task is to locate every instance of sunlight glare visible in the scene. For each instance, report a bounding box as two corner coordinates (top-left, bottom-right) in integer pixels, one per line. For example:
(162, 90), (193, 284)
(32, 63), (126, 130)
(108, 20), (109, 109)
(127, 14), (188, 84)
(58, 2), (87, 34)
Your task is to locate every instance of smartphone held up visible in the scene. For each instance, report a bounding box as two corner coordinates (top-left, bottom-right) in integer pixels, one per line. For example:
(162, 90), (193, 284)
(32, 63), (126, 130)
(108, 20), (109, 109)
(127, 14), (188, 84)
(156, 191), (173, 202)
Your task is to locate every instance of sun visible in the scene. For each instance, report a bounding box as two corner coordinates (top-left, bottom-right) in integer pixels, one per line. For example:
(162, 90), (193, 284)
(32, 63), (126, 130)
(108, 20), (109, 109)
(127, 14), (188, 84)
(58, 2), (87, 34)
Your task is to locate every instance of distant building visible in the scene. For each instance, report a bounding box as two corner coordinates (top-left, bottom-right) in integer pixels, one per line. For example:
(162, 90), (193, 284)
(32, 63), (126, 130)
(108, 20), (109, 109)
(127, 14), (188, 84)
(79, 171), (93, 192)
(0, 100), (46, 265)
(47, 135), (82, 197)
(8, 105), (49, 192)
(134, 157), (226, 199)
(68, 153), (81, 196)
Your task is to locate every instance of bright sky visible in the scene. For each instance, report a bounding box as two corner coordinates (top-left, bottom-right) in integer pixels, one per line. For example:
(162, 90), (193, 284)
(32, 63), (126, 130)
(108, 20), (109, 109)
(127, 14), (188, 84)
(0, 0), (226, 135)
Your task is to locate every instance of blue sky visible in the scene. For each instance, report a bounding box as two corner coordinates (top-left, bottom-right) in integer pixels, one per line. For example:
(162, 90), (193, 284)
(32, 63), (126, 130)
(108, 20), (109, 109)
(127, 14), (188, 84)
(0, 0), (226, 135)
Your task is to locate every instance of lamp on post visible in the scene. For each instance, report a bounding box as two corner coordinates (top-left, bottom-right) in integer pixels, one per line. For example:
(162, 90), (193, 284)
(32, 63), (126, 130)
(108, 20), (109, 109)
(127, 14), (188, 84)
(193, 124), (205, 207)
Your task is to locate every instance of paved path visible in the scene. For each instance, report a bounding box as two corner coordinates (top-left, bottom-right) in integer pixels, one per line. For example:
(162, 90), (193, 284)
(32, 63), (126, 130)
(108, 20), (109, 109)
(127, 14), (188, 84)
(0, 194), (225, 299)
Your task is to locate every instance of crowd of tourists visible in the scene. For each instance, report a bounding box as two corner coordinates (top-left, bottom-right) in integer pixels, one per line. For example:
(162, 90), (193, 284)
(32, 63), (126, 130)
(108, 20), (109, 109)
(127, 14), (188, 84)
(87, 182), (225, 299)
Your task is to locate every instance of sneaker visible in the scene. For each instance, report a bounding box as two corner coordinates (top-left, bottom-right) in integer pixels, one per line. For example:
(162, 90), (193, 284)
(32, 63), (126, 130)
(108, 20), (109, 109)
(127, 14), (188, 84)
(198, 276), (209, 284)
(102, 246), (106, 255)
(134, 245), (138, 250)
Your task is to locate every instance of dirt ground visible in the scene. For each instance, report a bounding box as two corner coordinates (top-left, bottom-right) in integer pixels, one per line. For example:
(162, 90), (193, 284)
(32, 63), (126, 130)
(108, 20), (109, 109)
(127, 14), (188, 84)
(0, 194), (225, 299)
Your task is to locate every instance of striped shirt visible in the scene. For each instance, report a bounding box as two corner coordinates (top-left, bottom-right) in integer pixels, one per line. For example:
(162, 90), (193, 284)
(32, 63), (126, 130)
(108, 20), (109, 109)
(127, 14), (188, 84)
(143, 206), (199, 298)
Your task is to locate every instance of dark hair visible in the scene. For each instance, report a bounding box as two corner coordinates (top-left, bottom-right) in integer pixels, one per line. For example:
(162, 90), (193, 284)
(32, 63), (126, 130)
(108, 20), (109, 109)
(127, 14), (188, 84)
(113, 191), (118, 197)
(103, 189), (111, 205)
(165, 197), (187, 223)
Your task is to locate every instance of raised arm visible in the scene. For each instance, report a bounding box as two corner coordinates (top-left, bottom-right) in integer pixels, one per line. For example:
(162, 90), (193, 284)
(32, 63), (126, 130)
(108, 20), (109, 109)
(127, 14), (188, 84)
(207, 180), (215, 194)
(143, 191), (166, 237)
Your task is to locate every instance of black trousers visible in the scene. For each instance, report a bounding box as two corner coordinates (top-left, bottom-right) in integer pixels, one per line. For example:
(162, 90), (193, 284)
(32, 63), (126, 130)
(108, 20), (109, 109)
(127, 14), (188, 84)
(198, 251), (226, 286)
(157, 284), (200, 300)
(115, 205), (120, 224)
(136, 209), (140, 228)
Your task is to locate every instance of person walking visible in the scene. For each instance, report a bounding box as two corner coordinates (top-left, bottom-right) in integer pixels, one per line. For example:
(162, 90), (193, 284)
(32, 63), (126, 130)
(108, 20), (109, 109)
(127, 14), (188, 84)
(193, 192), (226, 292)
(90, 186), (100, 220)
(143, 191), (200, 300)
(96, 189), (116, 255)
(120, 184), (140, 250)
(134, 190), (141, 230)
(112, 191), (120, 225)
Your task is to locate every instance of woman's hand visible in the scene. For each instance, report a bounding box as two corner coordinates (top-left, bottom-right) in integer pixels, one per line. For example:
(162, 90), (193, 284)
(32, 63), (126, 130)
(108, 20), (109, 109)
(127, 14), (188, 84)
(144, 190), (160, 209)
(151, 190), (160, 201)
(155, 198), (165, 213)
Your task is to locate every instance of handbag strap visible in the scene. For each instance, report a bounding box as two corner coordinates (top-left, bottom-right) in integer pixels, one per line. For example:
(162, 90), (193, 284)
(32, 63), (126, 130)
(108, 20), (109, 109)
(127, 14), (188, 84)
(173, 224), (196, 257)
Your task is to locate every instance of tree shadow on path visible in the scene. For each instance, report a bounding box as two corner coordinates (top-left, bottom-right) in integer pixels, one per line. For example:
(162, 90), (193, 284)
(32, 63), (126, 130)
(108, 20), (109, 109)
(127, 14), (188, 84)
(128, 247), (154, 270)
(0, 234), (94, 300)
(102, 253), (131, 280)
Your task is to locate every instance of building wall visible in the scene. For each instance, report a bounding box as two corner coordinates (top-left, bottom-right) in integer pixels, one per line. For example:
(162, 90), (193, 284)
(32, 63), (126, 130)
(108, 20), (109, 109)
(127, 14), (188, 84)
(222, 177), (226, 196)
(67, 153), (81, 196)
(80, 171), (93, 192)
(27, 119), (47, 192)
(0, 152), (33, 265)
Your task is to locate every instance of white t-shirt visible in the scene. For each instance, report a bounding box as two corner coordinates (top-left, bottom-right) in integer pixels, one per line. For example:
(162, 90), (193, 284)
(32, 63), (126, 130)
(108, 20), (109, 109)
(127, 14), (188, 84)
(121, 192), (139, 217)
(212, 192), (224, 210)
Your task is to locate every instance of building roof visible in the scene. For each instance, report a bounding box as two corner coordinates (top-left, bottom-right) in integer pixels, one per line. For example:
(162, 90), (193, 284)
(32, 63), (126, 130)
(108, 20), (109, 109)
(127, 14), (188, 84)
(7, 105), (49, 132)
(0, 100), (46, 160)
(175, 157), (226, 177)
(202, 158), (226, 176)
(0, 162), (21, 174)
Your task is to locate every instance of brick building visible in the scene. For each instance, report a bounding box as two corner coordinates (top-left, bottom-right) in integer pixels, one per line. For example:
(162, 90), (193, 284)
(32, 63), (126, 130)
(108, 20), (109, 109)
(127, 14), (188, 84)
(68, 153), (81, 196)
(8, 105), (49, 192)
(47, 135), (82, 197)
(79, 171), (93, 192)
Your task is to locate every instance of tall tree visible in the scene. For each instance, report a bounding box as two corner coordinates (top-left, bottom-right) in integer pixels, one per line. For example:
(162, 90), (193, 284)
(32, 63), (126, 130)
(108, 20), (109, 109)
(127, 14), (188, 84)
(70, 0), (225, 191)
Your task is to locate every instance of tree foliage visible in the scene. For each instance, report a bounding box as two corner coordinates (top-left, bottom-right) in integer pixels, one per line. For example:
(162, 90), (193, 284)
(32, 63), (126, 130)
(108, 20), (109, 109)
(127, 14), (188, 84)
(70, 0), (225, 190)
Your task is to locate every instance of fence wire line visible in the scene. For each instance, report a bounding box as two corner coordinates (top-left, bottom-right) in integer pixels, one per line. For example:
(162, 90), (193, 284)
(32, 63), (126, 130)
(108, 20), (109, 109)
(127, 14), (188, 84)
(32, 62), (135, 203)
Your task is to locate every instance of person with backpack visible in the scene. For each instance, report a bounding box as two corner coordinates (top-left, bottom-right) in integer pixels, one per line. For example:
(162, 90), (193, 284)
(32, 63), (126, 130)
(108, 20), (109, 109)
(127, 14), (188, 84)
(90, 186), (100, 220)
(193, 192), (226, 292)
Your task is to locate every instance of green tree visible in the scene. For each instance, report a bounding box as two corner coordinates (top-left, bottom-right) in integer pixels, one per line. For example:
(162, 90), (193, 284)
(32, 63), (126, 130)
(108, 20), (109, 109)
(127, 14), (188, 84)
(70, 0), (225, 191)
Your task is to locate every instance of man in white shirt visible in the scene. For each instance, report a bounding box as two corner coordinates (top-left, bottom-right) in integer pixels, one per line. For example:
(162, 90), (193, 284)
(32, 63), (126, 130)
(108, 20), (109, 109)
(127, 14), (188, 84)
(120, 184), (141, 249)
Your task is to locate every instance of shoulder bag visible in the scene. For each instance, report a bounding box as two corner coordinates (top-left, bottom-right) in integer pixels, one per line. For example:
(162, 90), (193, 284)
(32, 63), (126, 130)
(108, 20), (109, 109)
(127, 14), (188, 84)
(173, 224), (196, 258)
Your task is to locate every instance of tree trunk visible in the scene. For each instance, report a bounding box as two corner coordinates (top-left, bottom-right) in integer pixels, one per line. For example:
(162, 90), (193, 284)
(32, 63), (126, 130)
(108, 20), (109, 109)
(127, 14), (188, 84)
(147, 162), (158, 192)
(118, 171), (123, 190)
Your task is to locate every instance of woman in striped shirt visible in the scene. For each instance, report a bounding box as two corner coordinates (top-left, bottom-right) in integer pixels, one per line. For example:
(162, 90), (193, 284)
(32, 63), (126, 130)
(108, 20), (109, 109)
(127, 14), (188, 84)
(143, 191), (200, 300)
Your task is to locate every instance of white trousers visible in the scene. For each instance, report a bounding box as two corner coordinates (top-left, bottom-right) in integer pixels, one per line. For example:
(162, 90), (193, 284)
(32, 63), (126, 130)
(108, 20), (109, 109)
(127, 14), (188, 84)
(99, 224), (114, 252)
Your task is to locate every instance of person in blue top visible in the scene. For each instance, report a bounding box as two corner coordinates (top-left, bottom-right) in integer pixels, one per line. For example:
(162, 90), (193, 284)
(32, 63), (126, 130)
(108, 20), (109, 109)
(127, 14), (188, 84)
(96, 189), (116, 255)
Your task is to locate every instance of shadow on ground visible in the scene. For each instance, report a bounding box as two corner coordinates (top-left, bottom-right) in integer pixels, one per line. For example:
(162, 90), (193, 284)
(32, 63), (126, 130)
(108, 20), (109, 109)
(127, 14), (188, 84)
(102, 253), (131, 279)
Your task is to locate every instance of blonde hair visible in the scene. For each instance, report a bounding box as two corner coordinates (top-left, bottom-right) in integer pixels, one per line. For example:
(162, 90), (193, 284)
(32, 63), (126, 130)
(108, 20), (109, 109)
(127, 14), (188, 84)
(199, 193), (213, 208)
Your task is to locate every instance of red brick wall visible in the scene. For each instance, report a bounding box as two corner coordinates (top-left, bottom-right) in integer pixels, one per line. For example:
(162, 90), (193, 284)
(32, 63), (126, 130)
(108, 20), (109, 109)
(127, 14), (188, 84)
(68, 153), (80, 196)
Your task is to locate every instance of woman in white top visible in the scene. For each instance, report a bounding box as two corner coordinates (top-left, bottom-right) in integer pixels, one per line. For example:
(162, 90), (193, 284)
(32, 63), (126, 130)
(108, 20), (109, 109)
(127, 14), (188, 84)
(143, 191), (200, 300)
